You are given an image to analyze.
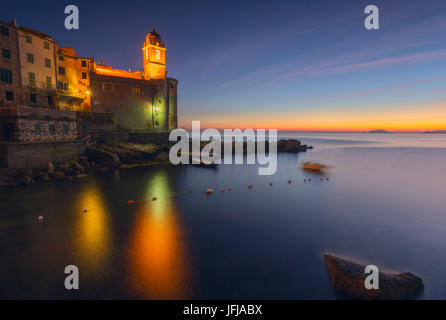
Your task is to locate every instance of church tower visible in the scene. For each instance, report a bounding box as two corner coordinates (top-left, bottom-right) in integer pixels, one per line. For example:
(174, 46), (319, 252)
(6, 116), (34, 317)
(142, 28), (166, 80)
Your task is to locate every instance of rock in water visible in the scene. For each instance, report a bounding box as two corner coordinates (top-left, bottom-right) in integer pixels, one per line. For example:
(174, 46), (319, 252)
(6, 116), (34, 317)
(324, 254), (424, 300)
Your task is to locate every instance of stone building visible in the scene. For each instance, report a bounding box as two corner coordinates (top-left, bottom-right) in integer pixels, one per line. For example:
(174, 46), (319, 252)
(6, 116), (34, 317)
(56, 47), (93, 112)
(90, 28), (178, 132)
(17, 26), (58, 108)
(0, 20), (22, 106)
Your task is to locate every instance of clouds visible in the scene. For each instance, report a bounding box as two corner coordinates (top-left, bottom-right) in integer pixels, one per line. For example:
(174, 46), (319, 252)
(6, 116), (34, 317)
(211, 4), (446, 91)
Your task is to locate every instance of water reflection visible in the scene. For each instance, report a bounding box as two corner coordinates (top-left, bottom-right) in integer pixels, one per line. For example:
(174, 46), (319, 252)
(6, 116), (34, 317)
(128, 170), (190, 299)
(75, 179), (112, 274)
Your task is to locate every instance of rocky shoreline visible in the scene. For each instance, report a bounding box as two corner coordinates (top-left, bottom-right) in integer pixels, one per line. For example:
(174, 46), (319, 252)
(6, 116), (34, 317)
(324, 254), (424, 300)
(0, 139), (312, 187)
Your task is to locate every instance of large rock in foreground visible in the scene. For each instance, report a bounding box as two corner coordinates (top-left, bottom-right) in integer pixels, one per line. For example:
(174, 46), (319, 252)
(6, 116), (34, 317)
(324, 254), (424, 300)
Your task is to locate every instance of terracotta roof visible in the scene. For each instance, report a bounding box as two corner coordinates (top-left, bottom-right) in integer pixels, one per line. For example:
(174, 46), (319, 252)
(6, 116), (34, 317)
(58, 47), (78, 58)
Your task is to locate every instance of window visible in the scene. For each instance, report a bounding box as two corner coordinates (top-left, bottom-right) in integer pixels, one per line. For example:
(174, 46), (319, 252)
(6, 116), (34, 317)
(34, 123), (41, 134)
(48, 96), (54, 106)
(26, 35), (32, 44)
(58, 82), (69, 91)
(49, 124), (55, 135)
(156, 49), (160, 60)
(0, 68), (12, 83)
(59, 55), (64, 61)
(58, 66), (65, 75)
(6, 91), (14, 101)
(2, 48), (11, 59)
(81, 60), (87, 67)
(1, 26), (9, 37)
(45, 58), (51, 68)
(28, 72), (35, 86)
(133, 87), (142, 95)
(46, 76), (52, 88)
(62, 124), (69, 135)
(27, 53), (34, 63)
(82, 72), (87, 79)
(103, 83), (112, 92)
(44, 42), (49, 49)
(30, 93), (37, 104)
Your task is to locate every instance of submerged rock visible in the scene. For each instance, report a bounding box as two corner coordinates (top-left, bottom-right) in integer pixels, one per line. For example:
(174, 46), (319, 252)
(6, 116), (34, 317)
(324, 254), (424, 300)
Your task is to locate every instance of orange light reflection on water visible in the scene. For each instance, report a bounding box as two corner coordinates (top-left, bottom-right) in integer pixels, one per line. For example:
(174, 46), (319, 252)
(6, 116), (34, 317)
(75, 181), (112, 274)
(128, 170), (190, 299)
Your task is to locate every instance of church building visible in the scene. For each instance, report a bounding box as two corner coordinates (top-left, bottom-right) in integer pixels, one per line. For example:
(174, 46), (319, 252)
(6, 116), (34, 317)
(90, 28), (178, 132)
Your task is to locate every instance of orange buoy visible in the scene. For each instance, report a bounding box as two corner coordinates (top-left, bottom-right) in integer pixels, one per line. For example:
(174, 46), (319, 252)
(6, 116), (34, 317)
(227, 187), (232, 191)
(326, 177), (329, 181)
(248, 184), (253, 188)
(269, 182), (273, 186)
(37, 216), (43, 221)
(220, 187), (225, 192)
(84, 208), (88, 212)
(288, 180), (292, 184)
(128, 200), (134, 204)
(205, 189), (214, 195)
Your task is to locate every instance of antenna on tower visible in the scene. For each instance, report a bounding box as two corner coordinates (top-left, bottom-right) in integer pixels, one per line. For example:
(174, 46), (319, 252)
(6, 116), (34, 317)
(152, 24), (155, 32)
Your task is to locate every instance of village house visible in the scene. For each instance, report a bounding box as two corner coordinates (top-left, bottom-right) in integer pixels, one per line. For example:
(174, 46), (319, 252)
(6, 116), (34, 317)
(0, 20), (22, 106)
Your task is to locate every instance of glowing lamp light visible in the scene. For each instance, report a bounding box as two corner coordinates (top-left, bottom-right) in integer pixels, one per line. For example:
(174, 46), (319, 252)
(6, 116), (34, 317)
(155, 107), (159, 111)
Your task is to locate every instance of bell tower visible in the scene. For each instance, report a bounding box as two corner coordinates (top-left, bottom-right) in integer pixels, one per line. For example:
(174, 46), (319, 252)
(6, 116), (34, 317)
(142, 27), (166, 80)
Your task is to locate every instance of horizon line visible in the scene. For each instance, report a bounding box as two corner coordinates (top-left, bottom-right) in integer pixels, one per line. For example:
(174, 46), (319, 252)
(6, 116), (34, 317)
(177, 127), (445, 133)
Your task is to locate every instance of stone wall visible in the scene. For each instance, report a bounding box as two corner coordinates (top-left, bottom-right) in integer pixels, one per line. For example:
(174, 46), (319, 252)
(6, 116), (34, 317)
(16, 117), (77, 142)
(90, 73), (170, 131)
(0, 140), (86, 169)
(76, 111), (116, 135)
(92, 131), (170, 144)
(0, 105), (78, 142)
(167, 78), (178, 130)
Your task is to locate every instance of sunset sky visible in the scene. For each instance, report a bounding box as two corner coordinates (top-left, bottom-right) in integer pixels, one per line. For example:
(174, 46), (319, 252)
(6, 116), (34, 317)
(2, 0), (446, 131)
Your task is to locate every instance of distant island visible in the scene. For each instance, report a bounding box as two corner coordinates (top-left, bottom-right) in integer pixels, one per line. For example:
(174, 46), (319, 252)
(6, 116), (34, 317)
(369, 129), (390, 133)
(425, 130), (446, 134)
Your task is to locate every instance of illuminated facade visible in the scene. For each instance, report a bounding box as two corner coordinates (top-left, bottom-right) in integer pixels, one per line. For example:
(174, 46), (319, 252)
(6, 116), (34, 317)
(90, 28), (178, 132)
(142, 29), (166, 80)
(57, 47), (93, 112)
(17, 26), (58, 108)
(0, 20), (178, 134)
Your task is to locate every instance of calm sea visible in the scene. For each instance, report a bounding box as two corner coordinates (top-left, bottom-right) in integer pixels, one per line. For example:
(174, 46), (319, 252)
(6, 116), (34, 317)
(0, 132), (445, 299)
